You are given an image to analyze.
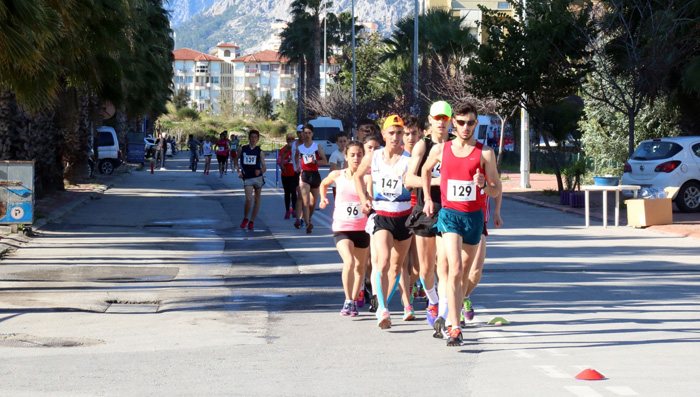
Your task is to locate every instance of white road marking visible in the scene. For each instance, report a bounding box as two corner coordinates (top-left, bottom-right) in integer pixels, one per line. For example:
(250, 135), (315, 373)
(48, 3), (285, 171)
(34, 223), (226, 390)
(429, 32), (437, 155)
(545, 348), (569, 357)
(534, 365), (571, 378)
(512, 349), (537, 358)
(606, 386), (638, 396)
(564, 386), (603, 397)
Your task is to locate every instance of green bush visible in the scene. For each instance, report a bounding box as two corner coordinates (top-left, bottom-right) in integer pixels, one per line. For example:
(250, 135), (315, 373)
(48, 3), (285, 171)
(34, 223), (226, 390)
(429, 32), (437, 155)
(177, 107), (200, 121)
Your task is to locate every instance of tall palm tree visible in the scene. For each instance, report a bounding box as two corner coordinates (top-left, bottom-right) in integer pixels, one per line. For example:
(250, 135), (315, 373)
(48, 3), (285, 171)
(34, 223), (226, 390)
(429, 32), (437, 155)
(290, 0), (331, 104)
(280, 15), (314, 123)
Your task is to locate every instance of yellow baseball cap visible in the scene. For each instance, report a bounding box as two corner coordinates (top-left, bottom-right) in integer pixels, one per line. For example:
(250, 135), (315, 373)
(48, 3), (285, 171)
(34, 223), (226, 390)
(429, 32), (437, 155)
(382, 115), (404, 130)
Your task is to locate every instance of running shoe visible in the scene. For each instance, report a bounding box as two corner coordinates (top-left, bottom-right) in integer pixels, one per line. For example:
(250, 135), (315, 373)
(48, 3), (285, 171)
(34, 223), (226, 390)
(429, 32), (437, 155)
(369, 295), (378, 313)
(294, 219), (301, 229)
(377, 310), (391, 329)
(284, 209), (292, 220)
(306, 223), (313, 234)
(349, 301), (359, 317)
(340, 300), (352, 316)
(446, 327), (463, 347)
(403, 305), (416, 321)
(247, 221), (254, 230)
(240, 218), (249, 229)
(463, 298), (474, 321)
(356, 290), (365, 308)
(433, 316), (446, 339)
(426, 304), (438, 327)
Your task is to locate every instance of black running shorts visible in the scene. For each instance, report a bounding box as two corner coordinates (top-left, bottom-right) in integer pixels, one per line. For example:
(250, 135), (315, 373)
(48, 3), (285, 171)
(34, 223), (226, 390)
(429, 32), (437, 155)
(374, 214), (412, 241)
(300, 170), (321, 188)
(333, 231), (370, 249)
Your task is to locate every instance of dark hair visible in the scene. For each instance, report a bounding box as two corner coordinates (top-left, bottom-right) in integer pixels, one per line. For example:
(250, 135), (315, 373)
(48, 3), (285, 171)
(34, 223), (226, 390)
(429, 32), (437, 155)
(453, 102), (478, 118)
(302, 123), (314, 132)
(403, 115), (423, 130)
(335, 131), (348, 140)
(248, 129), (260, 138)
(346, 140), (365, 154)
(357, 119), (380, 135)
(364, 134), (383, 144)
(188, 134), (194, 139)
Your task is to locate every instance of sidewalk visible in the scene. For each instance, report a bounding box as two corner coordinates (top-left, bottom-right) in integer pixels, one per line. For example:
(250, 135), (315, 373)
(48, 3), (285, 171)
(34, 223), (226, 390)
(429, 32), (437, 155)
(501, 170), (700, 239)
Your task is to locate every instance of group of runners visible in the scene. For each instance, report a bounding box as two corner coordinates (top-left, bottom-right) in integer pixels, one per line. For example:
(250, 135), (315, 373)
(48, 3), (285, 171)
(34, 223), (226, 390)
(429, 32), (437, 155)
(188, 100), (504, 347)
(187, 132), (240, 177)
(278, 101), (504, 347)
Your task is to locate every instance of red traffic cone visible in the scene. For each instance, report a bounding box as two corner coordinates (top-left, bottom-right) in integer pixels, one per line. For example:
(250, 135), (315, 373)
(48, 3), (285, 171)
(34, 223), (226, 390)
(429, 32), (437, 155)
(575, 369), (606, 381)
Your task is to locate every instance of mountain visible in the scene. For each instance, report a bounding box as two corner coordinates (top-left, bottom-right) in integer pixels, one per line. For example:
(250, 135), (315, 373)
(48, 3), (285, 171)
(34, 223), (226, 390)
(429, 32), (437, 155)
(169, 0), (416, 55)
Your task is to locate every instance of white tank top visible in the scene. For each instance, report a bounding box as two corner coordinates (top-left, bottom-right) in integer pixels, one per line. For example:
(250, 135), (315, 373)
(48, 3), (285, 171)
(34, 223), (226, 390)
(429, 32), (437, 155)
(371, 149), (412, 215)
(298, 142), (320, 172)
(202, 141), (212, 156)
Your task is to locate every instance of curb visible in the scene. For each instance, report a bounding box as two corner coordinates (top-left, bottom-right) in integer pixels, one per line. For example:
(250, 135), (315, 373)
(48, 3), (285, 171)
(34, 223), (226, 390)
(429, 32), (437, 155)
(504, 193), (700, 240)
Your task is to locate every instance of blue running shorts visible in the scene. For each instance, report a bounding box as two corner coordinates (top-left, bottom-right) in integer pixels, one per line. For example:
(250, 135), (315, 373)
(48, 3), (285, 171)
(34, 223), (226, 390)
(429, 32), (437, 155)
(437, 208), (484, 245)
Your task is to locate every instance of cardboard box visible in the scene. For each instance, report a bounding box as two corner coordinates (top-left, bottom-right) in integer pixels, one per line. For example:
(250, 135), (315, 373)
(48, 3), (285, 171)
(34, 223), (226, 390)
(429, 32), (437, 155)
(625, 187), (679, 228)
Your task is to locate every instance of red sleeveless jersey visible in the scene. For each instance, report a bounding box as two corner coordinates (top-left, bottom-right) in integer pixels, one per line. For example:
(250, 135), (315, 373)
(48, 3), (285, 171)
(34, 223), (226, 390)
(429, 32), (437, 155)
(440, 141), (485, 213)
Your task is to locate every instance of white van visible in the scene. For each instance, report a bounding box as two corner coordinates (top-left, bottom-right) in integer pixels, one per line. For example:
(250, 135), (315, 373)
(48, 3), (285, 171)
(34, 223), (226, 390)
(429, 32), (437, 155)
(95, 126), (123, 174)
(308, 117), (343, 156)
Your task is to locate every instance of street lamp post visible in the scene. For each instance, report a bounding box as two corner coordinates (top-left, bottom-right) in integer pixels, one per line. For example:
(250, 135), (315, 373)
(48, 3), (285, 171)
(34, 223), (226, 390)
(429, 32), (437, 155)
(413, 0), (419, 114)
(323, 0), (327, 98)
(519, 0), (530, 188)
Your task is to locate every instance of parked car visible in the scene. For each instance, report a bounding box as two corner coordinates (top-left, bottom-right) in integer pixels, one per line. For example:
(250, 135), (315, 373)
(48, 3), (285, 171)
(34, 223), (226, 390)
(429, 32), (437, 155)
(95, 126), (123, 175)
(622, 136), (700, 212)
(144, 137), (156, 158)
(309, 117), (343, 155)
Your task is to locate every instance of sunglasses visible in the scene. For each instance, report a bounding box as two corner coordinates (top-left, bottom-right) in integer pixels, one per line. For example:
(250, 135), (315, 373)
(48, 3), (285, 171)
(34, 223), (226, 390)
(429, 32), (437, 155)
(454, 119), (477, 127)
(431, 115), (450, 121)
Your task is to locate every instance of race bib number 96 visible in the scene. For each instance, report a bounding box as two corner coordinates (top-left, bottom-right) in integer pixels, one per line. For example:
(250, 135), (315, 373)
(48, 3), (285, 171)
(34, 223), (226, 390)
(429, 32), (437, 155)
(341, 202), (363, 220)
(243, 154), (257, 165)
(447, 179), (476, 202)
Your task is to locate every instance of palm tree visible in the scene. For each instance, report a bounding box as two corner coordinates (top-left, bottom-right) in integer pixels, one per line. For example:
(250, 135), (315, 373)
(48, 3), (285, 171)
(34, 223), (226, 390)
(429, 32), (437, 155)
(290, 0), (332, 104)
(280, 15), (314, 123)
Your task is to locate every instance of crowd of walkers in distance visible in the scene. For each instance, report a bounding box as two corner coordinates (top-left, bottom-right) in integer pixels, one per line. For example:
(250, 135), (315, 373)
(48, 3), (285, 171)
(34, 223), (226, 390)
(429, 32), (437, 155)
(181, 100), (503, 347)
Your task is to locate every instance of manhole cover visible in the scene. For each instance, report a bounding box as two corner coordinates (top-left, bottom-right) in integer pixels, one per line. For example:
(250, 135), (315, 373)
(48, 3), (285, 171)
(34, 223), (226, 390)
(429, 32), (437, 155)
(105, 301), (160, 313)
(0, 333), (103, 348)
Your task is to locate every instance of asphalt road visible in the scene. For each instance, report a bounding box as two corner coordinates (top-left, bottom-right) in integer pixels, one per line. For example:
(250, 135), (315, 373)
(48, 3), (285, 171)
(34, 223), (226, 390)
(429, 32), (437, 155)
(0, 152), (699, 396)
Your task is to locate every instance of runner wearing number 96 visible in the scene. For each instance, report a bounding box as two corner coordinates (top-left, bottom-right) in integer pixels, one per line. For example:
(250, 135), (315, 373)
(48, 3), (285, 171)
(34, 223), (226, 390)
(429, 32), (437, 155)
(354, 115), (414, 329)
(421, 102), (501, 346)
(320, 141), (370, 317)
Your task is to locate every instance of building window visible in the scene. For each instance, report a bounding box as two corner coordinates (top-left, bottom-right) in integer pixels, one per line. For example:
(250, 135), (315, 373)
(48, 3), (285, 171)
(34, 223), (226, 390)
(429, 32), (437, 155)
(211, 62), (220, 72)
(235, 63), (244, 71)
(196, 64), (208, 73)
(175, 61), (184, 70)
(497, 2), (511, 9)
(175, 76), (184, 84)
(186, 76), (194, 84)
(235, 77), (244, 85)
(271, 64), (280, 72)
(261, 64), (270, 72)
(261, 76), (269, 85)
(211, 76), (220, 84)
(224, 50), (231, 57)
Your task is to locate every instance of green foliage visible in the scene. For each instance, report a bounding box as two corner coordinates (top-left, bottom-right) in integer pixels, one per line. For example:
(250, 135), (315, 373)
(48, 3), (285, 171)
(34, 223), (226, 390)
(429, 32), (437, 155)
(580, 91), (682, 177)
(177, 107), (200, 121)
(249, 90), (274, 120)
(275, 91), (298, 126)
(562, 157), (587, 192)
(172, 87), (191, 110)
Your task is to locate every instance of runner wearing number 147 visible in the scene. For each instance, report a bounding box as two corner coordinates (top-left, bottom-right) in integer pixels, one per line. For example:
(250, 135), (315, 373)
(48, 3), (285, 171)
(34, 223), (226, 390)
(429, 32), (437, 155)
(319, 141), (370, 317)
(421, 102), (501, 346)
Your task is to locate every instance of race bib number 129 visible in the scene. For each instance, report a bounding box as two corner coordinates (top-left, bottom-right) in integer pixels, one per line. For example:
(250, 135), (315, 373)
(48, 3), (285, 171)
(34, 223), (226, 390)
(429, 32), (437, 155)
(447, 179), (476, 202)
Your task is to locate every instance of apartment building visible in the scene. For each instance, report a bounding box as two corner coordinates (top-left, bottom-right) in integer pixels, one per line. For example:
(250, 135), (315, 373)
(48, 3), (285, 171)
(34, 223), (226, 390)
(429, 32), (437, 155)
(426, 0), (515, 43)
(172, 45), (297, 113)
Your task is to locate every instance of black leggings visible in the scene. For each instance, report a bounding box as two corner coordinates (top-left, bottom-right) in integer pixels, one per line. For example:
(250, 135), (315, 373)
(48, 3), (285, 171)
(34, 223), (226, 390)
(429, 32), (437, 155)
(281, 174), (299, 211)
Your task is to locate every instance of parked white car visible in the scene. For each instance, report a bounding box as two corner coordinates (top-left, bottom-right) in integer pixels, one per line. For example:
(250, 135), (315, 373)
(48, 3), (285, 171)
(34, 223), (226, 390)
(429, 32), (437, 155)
(95, 126), (123, 175)
(144, 137), (156, 158)
(622, 136), (700, 212)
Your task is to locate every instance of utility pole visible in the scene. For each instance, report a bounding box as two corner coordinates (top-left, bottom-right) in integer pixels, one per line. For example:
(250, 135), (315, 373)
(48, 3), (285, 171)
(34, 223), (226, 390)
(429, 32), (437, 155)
(519, 0), (530, 188)
(352, 0), (357, 127)
(413, 0), (419, 114)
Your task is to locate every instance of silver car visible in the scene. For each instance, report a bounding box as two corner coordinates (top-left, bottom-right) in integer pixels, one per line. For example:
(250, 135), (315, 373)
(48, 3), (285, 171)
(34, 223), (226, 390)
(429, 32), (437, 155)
(622, 136), (700, 212)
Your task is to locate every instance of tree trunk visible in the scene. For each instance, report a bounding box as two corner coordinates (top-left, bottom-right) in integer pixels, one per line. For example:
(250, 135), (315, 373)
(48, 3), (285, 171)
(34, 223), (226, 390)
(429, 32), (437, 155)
(628, 112), (635, 157)
(542, 132), (564, 193)
(0, 86), (17, 160)
(297, 58), (306, 124)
